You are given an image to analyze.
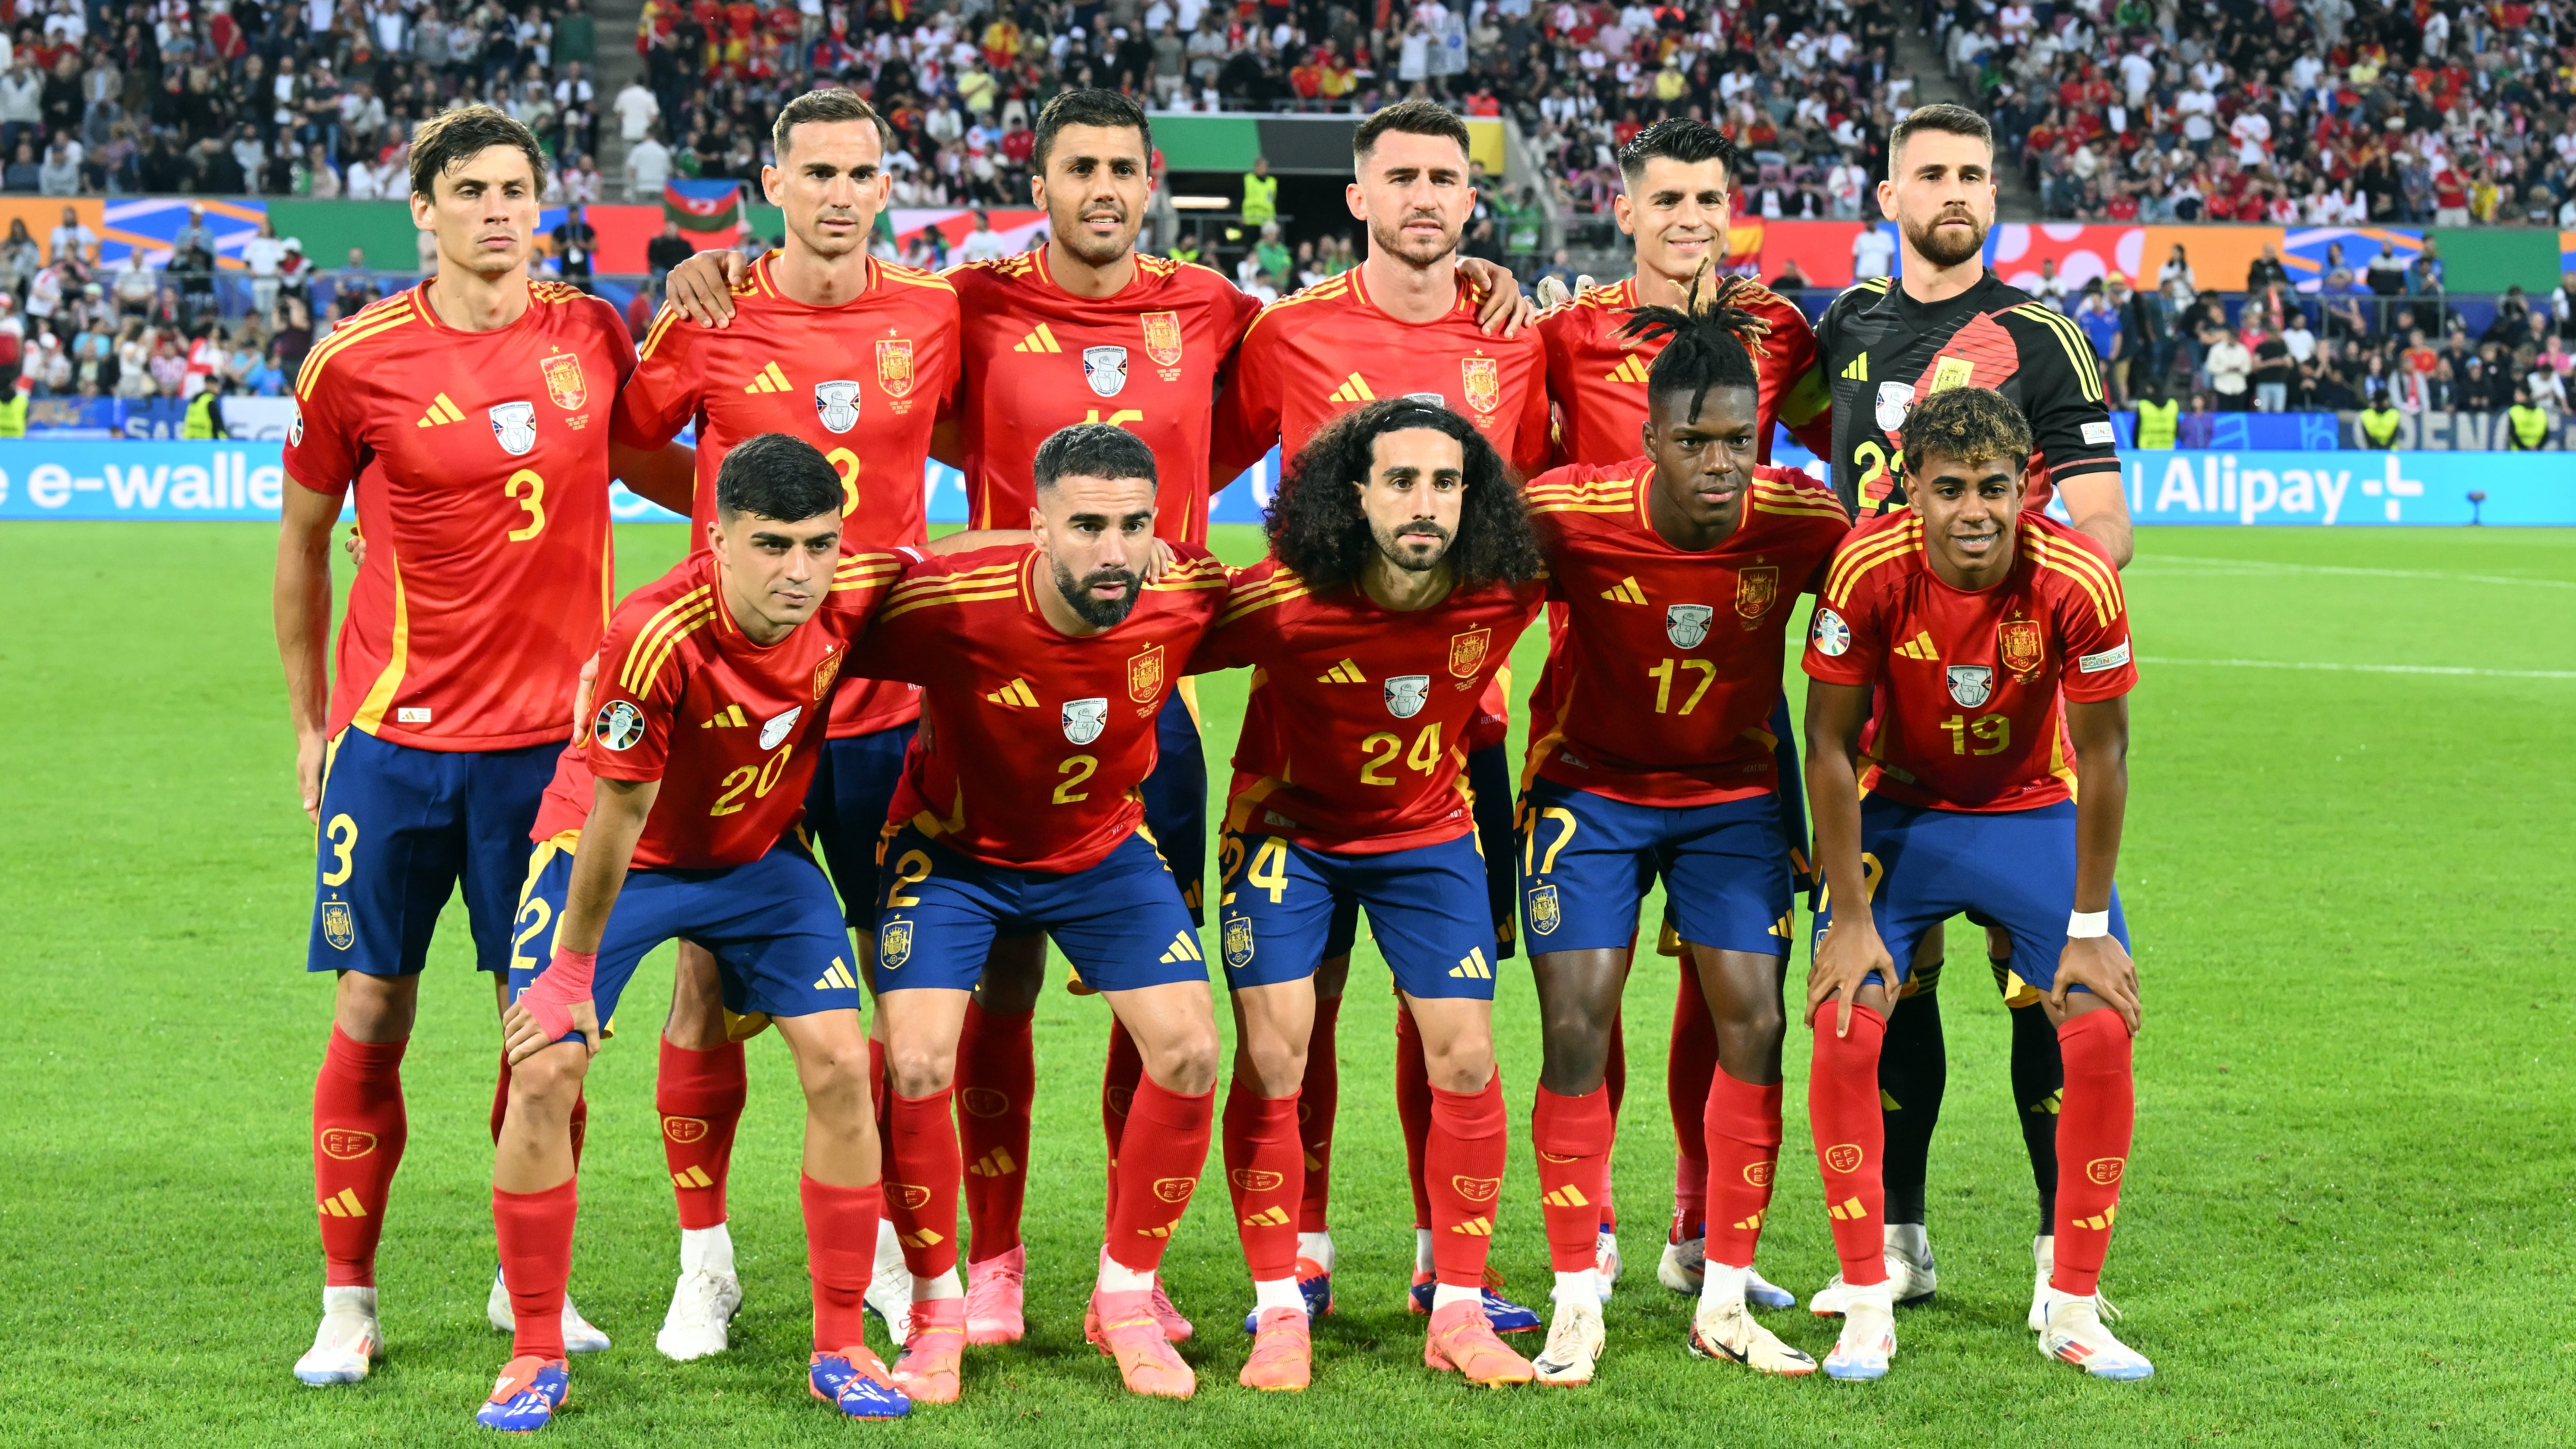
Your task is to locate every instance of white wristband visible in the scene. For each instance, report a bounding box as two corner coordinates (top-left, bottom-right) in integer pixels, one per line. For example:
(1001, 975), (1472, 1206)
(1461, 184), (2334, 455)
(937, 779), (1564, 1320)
(2066, 910), (2110, 939)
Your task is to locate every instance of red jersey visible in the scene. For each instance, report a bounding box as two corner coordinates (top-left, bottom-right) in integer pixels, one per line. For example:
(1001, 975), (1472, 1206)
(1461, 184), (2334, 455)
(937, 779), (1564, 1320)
(863, 543), (1229, 872)
(612, 251), (959, 738)
(529, 548), (904, 869)
(944, 248), (1259, 545)
(1190, 560), (1541, 854)
(1524, 461), (1848, 805)
(285, 281), (636, 752)
(1535, 276), (1833, 467)
(1803, 510), (2135, 813)
(1209, 266), (1551, 484)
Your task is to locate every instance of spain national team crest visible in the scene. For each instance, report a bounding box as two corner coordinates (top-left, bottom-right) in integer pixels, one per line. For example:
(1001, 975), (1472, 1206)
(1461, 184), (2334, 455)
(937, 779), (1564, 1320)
(1734, 565), (1779, 620)
(1460, 355), (1501, 414)
(1946, 665), (1995, 708)
(1665, 604), (1714, 649)
(814, 380), (863, 433)
(1998, 617), (2045, 677)
(1083, 345), (1130, 397)
(1223, 915), (1255, 969)
(1447, 627), (1490, 679)
(1384, 674), (1431, 719)
(1127, 644), (1165, 704)
(1140, 310), (1184, 367)
(878, 919), (913, 970)
(1527, 884), (1562, 936)
(812, 648), (844, 700)
(875, 339), (915, 399)
(489, 401), (538, 456)
(1063, 697), (1108, 745)
(322, 900), (355, 950)
(539, 350), (587, 410)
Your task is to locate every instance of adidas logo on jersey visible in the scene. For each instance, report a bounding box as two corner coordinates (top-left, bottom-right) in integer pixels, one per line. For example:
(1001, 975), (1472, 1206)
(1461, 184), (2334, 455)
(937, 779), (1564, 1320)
(1160, 931), (1204, 965)
(1893, 631), (1940, 660)
(1449, 948), (1493, 980)
(743, 361), (792, 394)
(1328, 372), (1375, 403)
(1013, 323), (1064, 353)
(701, 703), (751, 728)
(1841, 354), (1869, 381)
(812, 958), (859, 991)
(1603, 355), (1653, 384)
(415, 393), (465, 428)
(985, 678), (1040, 707)
(1316, 659), (1367, 683)
(968, 1148), (1020, 1178)
(1600, 577), (1649, 605)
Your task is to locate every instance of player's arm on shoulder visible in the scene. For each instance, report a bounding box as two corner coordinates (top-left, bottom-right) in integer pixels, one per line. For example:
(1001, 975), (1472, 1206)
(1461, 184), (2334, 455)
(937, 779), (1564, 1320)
(1800, 677), (1889, 1036)
(663, 248), (750, 328)
(2055, 694), (2139, 1032)
(2018, 310), (2133, 567)
(1208, 332), (1281, 489)
(609, 436), (698, 515)
(2055, 470), (2132, 570)
(505, 772), (659, 1063)
(274, 476), (344, 823)
(1459, 256), (1535, 336)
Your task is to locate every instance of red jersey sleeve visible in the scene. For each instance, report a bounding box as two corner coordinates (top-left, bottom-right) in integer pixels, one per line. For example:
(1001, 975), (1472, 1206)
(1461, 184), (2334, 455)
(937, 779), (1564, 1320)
(1802, 530), (1895, 689)
(1209, 310), (1285, 485)
(2029, 524), (2136, 702)
(581, 596), (689, 783)
(282, 344), (367, 498)
(609, 305), (703, 450)
(822, 548), (906, 642)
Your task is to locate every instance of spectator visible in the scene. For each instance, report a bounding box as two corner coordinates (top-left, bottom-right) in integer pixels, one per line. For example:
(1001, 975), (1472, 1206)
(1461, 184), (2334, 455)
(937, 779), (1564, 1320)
(37, 136), (76, 195)
(2204, 327), (2253, 411)
(1241, 156), (1277, 227)
(646, 220), (695, 288)
(44, 205), (88, 267)
(2031, 258), (2071, 314)
(2246, 243), (2289, 294)
(242, 218), (287, 322)
(614, 76), (660, 145)
(552, 205), (597, 283)
(957, 210), (1010, 264)
(626, 127), (673, 200)
(1852, 224), (1894, 282)
(2248, 328), (2292, 413)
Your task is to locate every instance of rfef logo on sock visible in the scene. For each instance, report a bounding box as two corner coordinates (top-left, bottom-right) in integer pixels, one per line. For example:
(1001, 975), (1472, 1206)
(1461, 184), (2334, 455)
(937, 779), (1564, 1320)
(662, 1116), (708, 1143)
(1824, 1143), (1865, 1174)
(1153, 1177), (1196, 1204)
(319, 1129), (377, 1160)
(1230, 1168), (1283, 1191)
(2085, 1156), (2125, 1186)
(889, 1183), (933, 1210)
(1743, 1160), (1776, 1186)
(1450, 1174), (1501, 1203)
(960, 1088), (1009, 1118)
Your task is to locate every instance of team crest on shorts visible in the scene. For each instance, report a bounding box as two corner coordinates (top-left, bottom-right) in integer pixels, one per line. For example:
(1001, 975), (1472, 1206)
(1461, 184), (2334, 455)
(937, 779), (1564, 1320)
(540, 350), (588, 410)
(1083, 345), (1129, 397)
(875, 339), (916, 399)
(1448, 627), (1490, 678)
(1062, 697), (1108, 745)
(1460, 355), (1500, 414)
(814, 380), (863, 433)
(320, 1128), (376, 1159)
(812, 648), (844, 699)
(594, 699), (646, 751)
(1140, 310), (1185, 367)
(1223, 915), (1255, 969)
(877, 919), (913, 969)
(1383, 674), (1430, 719)
(1946, 665), (1995, 707)
(1127, 644), (1164, 704)
(759, 706), (802, 750)
(1998, 617), (2046, 677)
(1874, 380), (1913, 433)
(489, 401), (538, 456)
(1665, 603), (1714, 649)
(1527, 884), (1562, 935)
(322, 900), (355, 950)
(1735, 565), (1779, 620)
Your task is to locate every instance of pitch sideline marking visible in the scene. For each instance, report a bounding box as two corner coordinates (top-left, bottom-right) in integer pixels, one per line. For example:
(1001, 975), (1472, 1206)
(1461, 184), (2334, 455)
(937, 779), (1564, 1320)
(2140, 655), (2576, 681)
(2135, 554), (2576, 591)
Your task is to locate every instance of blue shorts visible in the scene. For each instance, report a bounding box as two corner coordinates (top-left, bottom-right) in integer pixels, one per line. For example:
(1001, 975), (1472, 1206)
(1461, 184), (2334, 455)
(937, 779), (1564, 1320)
(1814, 798), (2129, 997)
(802, 721), (918, 931)
(509, 834), (861, 1038)
(1320, 742), (1516, 964)
(1219, 830), (1500, 1001)
(872, 826), (1206, 995)
(1140, 688), (1209, 925)
(307, 727), (560, 976)
(1518, 778), (1794, 960)
(1765, 693), (1811, 890)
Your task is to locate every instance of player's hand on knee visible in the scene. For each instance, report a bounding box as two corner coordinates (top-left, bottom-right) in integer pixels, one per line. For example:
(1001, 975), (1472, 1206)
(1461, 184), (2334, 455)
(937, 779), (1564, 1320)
(504, 995), (600, 1065)
(666, 249), (748, 328)
(295, 729), (326, 823)
(2052, 937), (2142, 1034)
(1807, 919), (1892, 1038)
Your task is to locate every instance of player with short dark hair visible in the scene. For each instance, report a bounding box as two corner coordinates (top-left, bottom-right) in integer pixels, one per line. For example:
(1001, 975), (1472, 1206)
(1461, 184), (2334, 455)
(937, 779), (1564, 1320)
(1799, 385), (2147, 1383)
(482, 433), (912, 1430)
(1514, 294), (1849, 1386)
(278, 104), (694, 1387)
(1808, 98), (2137, 1321)
(860, 424), (1232, 1403)
(1195, 400), (1543, 1390)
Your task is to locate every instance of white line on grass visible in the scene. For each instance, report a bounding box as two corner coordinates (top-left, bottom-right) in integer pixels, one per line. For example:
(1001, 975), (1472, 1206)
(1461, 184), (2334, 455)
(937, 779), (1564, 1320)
(2134, 554), (2576, 591)
(2140, 655), (2576, 680)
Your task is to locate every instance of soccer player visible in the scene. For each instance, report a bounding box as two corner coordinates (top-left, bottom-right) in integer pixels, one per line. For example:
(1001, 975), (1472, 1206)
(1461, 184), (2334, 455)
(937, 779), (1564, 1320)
(1808, 103), (2136, 1318)
(1209, 98), (1550, 1326)
(607, 86), (967, 1361)
(862, 424), (1230, 1403)
(277, 106), (694, 1387)
(1193, 400), (1545, 1390)
(1798, 385), (2147, 1382)
(1513, 296), (1852, 1386)
(485, 434), (913, 1429)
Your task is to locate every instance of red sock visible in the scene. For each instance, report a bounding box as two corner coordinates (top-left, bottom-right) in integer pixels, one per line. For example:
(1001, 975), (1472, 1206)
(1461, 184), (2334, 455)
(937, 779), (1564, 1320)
(493, 1180), (577, 1360)
(956, 998), (1035, 1262)
(1426, 1074), (1507, 1286)
(1222, 1076), (1302, 1281)
(803, 1175), (884, 1352)
(492, 1050), (587, 1168)
(1105, 1074), (1214, 1274)
(1668, 965), (1721, 1236)
(1701, 1066), (1783, 1270)
(1809, 1006), (1889, 1286)
(1394, 1004), (1434, 1229)
(313, 1028), (408, 1287)
(2050, 1012), (2136, 1296)
(1101, 1016), (1143, 1231)
(1530, 1083), (1613, 1273)
(882, 1088), (962, 1280)
(657, 1037), (746, 1229)
(1296, 993), (1342, 1234)
(1599, 1012), (1624, 1231)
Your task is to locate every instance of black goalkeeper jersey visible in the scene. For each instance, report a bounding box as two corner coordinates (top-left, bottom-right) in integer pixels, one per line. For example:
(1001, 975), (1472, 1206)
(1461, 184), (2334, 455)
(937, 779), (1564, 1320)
(1814, 270), (2122, 517)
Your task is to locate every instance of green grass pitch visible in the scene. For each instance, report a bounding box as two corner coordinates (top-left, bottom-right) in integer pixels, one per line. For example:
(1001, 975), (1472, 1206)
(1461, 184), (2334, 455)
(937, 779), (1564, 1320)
(0, 520), (2569, 1447)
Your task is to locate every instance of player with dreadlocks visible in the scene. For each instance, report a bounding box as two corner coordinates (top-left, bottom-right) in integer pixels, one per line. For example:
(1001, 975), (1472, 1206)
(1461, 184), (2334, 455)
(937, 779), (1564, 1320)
(1514, 289), (1851, 1385)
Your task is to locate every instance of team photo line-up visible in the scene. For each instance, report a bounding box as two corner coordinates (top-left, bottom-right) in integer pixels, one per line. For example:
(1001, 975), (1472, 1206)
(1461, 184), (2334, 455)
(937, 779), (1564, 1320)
(282, 78), (2147, 1429)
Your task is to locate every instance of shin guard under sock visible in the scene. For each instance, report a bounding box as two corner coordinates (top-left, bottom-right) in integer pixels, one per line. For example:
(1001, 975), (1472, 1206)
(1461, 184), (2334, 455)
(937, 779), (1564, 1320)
(656, 1037), (746, 1230)
(1425, 1074), (1508, 1286)
(883, 1088), (963, 1280)
(1105, 1074), (1214, 1274)
(1296, 993), (1342, 1234)
(2049, 1012), (2136, 1296)
(1809, 1006), (1889, 1285)
(955, 998), (1036, 1262)
(493, 1180), (577, 1359)
(314, 1028), (408, 1287)
(803, 1175), (885, 1351)
(1531, 1084), (1613, 1273)
(1222, 1076), (1303, 1281)
(1700, 1066), (1783, 1270)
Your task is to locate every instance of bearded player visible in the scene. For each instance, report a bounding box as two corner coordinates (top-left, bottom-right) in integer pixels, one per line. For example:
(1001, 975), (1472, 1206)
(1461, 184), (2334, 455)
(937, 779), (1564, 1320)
(279, 105), (697, 1387)
(1799, 384), (2147, 1382)
(1191, 400), (1544, 1391)
(1808, 104), (2134, 1323)
(1209, 98), (1550, 1328)
(861, 425), (1230, 1403)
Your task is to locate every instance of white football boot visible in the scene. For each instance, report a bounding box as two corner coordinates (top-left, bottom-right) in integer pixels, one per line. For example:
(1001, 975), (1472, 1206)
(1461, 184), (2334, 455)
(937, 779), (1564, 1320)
(655, 1225), (744, 1361)
(1531, 1286), (1605, 1387)
(487, 1267), (612, 1352)
(293, 1286), (381, 1385)
(1686, 1267), (1816, 1375)
(1808, 1222), (1936, 1316)
(1657, 1236), (1794, 1308)
(862, 1215), (912, 1344)
(1822, 1279), (1895, 1380)
(2037, 1284), (2153, 1380)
